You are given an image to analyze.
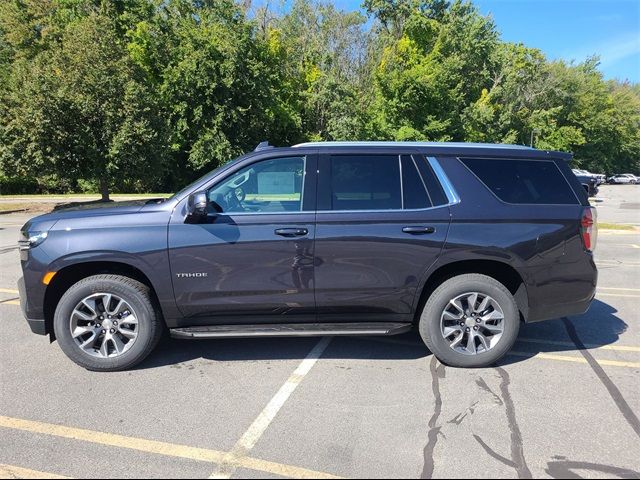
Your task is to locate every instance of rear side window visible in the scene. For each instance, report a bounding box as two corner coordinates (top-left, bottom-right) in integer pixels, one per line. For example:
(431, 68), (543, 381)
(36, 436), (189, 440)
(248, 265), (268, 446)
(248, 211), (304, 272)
(401, 156), (431, 209)
(327, 155), (448, 211)
(414, 156), (449, 206)
(460, 158), (578, 205)
(330, 155), (402, 210)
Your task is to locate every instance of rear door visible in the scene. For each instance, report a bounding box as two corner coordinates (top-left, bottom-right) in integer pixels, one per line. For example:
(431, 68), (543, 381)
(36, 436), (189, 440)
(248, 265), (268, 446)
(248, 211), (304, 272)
(314, 149), (452, 323)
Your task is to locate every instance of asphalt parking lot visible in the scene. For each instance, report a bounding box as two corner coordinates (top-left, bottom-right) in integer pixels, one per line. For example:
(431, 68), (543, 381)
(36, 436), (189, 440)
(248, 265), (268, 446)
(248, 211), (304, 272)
(1, 185), (639, 479)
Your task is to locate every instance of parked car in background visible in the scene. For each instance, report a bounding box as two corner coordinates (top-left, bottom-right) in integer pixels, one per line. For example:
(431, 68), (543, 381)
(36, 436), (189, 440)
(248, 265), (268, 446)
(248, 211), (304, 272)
(608, 174), (638, 184)
(572, 171), (599, 196)
(572, 169), (605, 185)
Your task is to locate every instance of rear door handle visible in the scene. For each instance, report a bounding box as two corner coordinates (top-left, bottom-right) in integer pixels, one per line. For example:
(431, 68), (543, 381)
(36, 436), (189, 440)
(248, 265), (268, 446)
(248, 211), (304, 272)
(275, 228), (309, 237)
(402, 226), (436, 235)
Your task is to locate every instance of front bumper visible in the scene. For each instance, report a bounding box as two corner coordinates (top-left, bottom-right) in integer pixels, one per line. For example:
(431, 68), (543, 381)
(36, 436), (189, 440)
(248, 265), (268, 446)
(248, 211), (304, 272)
(18, 276), (47, 336)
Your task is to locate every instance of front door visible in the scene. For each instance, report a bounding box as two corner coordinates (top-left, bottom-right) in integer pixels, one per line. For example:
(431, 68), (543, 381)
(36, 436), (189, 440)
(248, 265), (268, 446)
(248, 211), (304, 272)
(169, 154), (317, 324)
(314, 151), (452, 322)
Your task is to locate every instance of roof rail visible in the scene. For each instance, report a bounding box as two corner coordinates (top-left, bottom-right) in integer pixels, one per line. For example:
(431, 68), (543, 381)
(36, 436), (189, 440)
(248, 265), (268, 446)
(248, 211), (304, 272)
(254, 141), (274, 152)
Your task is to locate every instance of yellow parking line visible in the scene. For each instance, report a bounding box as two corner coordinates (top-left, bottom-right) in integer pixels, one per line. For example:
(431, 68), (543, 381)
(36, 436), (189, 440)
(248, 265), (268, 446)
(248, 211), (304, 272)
(0, 288), (18, 294)
(600, 286), (640, 291)
(597, 262), (640, 267)
(509, 351), (640, 368)
(597, 293), (640, 298)
(0, 464), (70, 479)
(0, 416), (342, 480)
(518, 337), (640, 353)
(0, 298), (19, 305)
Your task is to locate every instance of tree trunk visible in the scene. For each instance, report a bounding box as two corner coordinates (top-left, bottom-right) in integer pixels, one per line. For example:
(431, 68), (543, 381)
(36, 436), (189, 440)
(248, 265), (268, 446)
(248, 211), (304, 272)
(100, 177), (110, 202)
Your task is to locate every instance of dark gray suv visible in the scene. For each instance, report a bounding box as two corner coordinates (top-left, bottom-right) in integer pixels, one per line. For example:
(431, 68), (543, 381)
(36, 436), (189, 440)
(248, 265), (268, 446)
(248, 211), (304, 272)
(18, 142), (598, 371)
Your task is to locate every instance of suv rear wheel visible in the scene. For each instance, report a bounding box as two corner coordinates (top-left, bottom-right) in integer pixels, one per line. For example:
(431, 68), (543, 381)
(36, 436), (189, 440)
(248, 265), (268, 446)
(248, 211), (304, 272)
(53, 274), (163, 371)
(419, 274), (520, 368)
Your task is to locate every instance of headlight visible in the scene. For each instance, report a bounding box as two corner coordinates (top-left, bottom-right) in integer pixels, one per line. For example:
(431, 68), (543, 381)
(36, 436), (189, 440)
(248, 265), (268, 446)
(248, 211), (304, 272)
(19, 231), (48, 250)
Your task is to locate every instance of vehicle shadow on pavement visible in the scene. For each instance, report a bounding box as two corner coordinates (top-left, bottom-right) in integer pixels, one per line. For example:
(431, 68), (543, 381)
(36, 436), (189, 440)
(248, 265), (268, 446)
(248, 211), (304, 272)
(135, 300), (627, 370)
(498, 299), (629, 365)
(136, 333), (429, 370)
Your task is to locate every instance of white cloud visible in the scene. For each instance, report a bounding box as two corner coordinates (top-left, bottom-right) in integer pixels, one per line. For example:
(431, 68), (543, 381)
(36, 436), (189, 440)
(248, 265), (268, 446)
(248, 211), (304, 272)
(563, 33), (640, 67)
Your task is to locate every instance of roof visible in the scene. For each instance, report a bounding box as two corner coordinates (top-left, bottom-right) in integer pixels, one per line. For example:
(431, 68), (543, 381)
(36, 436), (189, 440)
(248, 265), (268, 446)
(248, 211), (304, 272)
(293, 141), (534, 150)
(290, 141), (572, 160)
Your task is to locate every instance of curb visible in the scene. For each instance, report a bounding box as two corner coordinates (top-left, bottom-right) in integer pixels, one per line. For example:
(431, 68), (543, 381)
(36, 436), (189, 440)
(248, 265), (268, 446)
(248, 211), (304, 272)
(0, 209), (28, 215)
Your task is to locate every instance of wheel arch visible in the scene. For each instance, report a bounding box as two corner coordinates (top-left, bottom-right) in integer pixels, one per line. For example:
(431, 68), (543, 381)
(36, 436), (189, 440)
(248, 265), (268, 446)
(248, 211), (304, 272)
(44, 261), (164, 341)
(414, 259), (529, 323)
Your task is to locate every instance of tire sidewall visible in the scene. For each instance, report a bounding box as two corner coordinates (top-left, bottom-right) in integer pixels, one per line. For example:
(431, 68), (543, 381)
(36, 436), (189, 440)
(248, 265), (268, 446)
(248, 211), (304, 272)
(420, 275), (520, 368)
(54, 276), (157, 371)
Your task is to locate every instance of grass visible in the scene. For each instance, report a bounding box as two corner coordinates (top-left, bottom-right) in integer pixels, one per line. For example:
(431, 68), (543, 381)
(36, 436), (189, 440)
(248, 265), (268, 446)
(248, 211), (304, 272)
(0, 202), (53, 213)
(0, 193), (172, 198)
(0, 193), (172, 214)
(598, 223), (635, 231)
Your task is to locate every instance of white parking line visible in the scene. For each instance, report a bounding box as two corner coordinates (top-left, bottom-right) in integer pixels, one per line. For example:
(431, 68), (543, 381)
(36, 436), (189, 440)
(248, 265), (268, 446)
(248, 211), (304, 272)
(209, 337), (332, 479)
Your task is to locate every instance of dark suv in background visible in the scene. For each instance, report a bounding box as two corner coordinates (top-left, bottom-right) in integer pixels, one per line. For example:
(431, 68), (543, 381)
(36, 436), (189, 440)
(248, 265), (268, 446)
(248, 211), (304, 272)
(18, 142), (598, 371)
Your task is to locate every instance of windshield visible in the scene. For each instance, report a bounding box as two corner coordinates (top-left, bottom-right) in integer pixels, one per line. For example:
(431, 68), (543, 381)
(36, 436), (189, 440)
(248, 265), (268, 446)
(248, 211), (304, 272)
(168, 154), (250, 202)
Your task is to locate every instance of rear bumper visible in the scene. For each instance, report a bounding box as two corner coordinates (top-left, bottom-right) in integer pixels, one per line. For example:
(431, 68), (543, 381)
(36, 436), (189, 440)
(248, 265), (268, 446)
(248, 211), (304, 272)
(526, 294), (595, 323)
(18, 276), (47, 336)
(525, 256), (598, 323)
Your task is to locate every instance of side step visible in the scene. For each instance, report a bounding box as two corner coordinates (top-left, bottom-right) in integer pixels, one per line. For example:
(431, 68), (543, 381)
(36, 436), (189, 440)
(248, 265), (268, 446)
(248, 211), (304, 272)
(170, 322), (412, 339)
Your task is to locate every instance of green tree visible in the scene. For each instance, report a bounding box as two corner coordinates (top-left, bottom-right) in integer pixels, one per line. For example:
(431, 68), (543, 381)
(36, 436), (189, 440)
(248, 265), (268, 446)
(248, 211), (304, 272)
(368, 0), (499, 141)
(126, 0), (300, 188)
(1, 0), (639, 196)
(268, 0), (371, 141)
(1, 7), (167, 200)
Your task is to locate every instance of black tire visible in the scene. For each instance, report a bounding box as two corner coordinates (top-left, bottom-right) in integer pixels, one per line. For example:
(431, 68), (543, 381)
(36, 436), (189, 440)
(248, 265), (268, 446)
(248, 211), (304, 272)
(419, 274), (520, 368)
(53, 274), (163, 371)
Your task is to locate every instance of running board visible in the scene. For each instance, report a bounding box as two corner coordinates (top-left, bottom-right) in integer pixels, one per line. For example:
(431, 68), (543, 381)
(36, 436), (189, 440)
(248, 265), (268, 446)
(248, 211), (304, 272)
(170, 322), (412, 339)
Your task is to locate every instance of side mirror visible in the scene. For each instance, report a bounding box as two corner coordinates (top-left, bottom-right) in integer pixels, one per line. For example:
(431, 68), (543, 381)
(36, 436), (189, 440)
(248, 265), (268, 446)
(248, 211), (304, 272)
(187, 191), (208, 219)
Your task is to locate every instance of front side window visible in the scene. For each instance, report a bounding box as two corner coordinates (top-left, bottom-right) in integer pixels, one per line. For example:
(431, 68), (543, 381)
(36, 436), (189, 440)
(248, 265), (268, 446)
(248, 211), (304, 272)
(208, 156), (305, 213)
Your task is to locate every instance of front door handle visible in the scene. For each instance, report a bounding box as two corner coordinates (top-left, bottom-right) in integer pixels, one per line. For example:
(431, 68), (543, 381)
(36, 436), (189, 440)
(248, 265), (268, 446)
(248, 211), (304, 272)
(402, 226), (436, 235)
(275, 228), (309, 237)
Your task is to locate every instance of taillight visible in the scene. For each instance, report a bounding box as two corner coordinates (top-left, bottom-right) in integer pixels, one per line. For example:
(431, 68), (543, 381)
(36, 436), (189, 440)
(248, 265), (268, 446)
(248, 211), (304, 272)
(581, 207), (597, 252)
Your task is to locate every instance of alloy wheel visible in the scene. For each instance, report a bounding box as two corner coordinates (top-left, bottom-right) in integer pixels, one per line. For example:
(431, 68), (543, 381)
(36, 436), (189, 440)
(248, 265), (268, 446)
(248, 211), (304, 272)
(440, 292), (505, 355)
(69, 293), (139, 358)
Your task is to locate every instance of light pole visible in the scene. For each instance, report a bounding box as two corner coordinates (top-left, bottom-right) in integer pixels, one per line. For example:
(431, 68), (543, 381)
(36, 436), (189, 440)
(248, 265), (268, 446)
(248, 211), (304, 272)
(530, 129), (540, 148)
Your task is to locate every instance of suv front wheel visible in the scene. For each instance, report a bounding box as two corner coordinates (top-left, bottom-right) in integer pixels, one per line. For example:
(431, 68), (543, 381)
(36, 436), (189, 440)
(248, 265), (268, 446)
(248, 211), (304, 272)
(419, 274), (520, 368)
(53, 274), (163, 371)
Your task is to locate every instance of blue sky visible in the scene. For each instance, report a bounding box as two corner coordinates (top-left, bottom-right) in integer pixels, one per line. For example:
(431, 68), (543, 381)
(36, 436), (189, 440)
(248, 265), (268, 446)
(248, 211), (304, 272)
(260, 0), (640, 82)
(473, 0), (639, 82)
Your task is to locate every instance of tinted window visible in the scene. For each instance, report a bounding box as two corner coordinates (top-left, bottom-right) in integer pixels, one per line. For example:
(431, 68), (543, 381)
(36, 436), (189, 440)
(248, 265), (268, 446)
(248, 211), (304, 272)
(415, 156), (449, 206)
(208, 156), (305, 213)
(460, 158), (578, 205)
(401, 156), (431, 209)
(330, 155), (401, 211)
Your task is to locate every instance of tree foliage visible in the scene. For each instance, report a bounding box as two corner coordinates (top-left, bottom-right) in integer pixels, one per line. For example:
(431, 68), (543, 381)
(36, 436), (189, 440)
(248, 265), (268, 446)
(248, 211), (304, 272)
(0, 0), (638, 196)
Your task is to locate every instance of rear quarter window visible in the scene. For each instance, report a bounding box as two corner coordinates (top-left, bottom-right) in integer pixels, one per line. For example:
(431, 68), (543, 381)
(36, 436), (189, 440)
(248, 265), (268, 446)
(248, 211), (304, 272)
(460, 157), (579, 205)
